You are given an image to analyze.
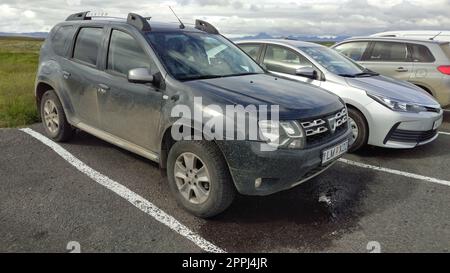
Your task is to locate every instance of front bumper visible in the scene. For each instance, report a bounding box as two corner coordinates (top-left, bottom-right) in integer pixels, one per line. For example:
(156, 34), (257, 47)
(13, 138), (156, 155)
(216, 127), (352, 196)
(366, 101), (443, 148)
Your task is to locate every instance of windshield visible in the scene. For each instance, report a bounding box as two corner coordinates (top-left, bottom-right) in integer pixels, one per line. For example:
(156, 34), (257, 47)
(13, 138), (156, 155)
(146, 32), (264, 81)
(298, 46), (375, 77)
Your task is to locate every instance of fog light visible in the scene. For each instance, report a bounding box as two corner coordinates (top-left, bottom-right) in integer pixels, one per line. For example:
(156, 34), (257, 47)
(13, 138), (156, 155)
(255, 178), (262, 188)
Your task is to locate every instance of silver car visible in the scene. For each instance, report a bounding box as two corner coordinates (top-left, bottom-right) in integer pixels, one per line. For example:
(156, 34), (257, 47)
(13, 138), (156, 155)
(332, 37), (450, 107)
(236, 39), (443, 151)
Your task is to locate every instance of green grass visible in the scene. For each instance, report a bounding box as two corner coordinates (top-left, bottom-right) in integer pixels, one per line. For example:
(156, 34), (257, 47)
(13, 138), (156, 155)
(0, 37), (43, 127)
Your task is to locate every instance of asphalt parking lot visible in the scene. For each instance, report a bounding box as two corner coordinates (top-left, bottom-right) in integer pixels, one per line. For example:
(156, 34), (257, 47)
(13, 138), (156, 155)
(1, 112), (449, 253)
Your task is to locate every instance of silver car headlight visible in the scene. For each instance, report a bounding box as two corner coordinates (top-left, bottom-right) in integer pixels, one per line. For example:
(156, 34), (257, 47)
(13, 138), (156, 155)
(367, 93), (427, 113)
(258, 120), (306, 149)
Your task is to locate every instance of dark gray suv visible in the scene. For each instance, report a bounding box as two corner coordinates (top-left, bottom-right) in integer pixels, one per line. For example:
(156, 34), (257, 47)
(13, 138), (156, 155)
(35, 11), (352, 217)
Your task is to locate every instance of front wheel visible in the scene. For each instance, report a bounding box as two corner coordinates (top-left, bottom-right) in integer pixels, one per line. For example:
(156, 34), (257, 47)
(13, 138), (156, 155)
(40, 90), (74, 142)
(167, 141), (236, 218)
(347, 108), (368, 152)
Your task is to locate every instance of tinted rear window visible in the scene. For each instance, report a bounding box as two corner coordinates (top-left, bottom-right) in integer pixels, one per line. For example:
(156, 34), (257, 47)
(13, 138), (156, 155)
(73, 27), (103, 66)
(441, 44), (450, 60)
(369, 42), (409, 62)
(239, 44), (261, 60)
(410, 44), (435, 62)
(51, 26), (75, 56)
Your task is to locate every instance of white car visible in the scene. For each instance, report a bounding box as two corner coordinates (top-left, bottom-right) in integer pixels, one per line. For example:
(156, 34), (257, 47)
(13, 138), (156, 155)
(371, 30), (450, 42)
(236, 39), (443, 152)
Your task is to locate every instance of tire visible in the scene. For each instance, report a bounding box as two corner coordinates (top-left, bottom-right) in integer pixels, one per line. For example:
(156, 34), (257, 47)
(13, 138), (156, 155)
(40, 90), (74, 142)
(167, 141), (236, 218)
(347, 107), (368, 152)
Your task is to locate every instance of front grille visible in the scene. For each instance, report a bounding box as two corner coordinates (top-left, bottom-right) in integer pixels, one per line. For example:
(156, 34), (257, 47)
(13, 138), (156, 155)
(389, 129), (438, 143)
(300, 108), (348, 147)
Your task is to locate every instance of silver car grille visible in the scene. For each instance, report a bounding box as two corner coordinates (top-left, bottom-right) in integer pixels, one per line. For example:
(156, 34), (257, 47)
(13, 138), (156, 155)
(301, 108), (348, 137)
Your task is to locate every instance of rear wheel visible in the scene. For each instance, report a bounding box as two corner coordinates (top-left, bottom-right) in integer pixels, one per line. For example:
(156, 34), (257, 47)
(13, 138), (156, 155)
(167, 141), (235, 218)
(40, 90), (74, 142)
(348, 107), (368, 152)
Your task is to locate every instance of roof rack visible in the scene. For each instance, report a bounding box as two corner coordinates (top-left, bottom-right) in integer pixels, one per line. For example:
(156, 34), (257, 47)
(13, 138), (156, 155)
(66, 11), (91, 21)
(195, 19), (219, 34)
(127, 13), (151, 31)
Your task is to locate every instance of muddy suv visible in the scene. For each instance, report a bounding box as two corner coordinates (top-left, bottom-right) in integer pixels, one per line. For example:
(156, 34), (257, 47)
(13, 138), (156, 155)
(35, 11), (352, 217)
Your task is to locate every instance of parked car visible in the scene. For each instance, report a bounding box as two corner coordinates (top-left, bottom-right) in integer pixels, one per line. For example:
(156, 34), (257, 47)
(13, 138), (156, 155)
(35, 12), (352, 217)
(371, 30), (450, 42)
(332, 37), (450, 107)
(236, 39), (443, 152)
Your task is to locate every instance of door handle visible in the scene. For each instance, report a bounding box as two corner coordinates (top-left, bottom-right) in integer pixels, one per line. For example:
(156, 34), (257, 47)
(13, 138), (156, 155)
(97, 84), (110, 94)
(396, 67), (409, 72)
(62, 71), (71, 79)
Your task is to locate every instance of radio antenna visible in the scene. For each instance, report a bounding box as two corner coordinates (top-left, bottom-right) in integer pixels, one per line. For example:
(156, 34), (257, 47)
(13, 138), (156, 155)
(430, 31), (442, 41)
(169, 6), (185, 29)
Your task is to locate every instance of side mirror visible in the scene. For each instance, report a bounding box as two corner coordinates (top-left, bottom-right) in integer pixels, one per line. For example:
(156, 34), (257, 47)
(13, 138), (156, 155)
(295, 67), (318, 80)
(128, 68), (154, 84)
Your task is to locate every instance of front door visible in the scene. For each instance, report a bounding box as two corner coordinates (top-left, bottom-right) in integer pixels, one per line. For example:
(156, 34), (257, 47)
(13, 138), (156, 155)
(96, 29), (163, 151)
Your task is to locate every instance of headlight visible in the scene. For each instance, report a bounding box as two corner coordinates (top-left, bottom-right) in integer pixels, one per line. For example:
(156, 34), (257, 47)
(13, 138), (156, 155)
(258, 120), (305, 149)
(367, 93), (427, 113)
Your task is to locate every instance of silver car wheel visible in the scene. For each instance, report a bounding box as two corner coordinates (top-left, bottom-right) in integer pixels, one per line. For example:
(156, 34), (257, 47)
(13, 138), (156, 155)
(349, 117), (359, 142)
(43, 99), (59, 134)
(174, 152), (211, 205)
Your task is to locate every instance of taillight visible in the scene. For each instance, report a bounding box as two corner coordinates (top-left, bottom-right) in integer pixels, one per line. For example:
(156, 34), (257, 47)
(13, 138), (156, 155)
(437, 65), (450, 75)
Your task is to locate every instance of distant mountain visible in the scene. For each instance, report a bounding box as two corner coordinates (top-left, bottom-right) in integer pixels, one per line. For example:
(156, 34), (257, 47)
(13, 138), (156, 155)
(0, 32), (48, 39)
(232, 32), (350, 42)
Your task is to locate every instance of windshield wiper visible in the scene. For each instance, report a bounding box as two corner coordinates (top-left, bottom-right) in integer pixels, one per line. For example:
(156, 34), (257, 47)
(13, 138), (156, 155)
(353, 71), (379, 77)
(179, 75), (223, 81)
(219, 72), (260, 78)
(337, 73), (356, 78)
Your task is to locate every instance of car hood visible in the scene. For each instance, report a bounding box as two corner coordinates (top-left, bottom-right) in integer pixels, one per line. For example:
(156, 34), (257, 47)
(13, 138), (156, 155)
(183, 74), (343, 120)
(345, 75), (439, 106)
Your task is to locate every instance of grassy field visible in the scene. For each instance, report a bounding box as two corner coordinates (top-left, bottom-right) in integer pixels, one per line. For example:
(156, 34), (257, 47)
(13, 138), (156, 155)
(0, 37), (43, 128)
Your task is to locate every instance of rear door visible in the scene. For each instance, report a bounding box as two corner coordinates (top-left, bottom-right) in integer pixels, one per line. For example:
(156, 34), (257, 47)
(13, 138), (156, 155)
(63, 26), (106, 128)
(96, 28), (163, 151)
(361, 41), (413, 81)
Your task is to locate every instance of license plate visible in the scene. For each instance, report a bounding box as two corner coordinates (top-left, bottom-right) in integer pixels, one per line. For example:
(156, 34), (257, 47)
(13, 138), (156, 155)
(322, 140), (348, 165)
(433, 117), (443, 130)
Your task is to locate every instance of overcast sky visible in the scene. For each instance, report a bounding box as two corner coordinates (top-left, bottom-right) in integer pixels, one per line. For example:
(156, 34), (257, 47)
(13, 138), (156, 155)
(1, 0), (449, 37)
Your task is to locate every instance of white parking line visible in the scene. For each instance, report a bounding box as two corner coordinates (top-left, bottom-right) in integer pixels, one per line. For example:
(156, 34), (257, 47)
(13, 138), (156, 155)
(19, 128), (225, 253)
(339, 158), (450, 187)
(439, 131), (450, 136)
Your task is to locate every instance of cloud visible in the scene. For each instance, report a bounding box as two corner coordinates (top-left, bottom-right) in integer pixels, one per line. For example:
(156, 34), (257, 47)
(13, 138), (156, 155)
(0, 0), (449, 35)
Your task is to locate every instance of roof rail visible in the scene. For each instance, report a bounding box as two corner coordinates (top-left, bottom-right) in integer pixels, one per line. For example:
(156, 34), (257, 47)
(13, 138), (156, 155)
(66, 11), (91, 21)
(127, 13), (151, 31)
(195, 19), (219, 34)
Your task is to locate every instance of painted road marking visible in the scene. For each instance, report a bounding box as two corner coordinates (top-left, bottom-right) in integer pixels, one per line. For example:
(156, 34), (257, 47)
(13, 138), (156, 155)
(19, 128), (225, 253)
(339, 158), (450, 187)
(439, 131), (450, 136)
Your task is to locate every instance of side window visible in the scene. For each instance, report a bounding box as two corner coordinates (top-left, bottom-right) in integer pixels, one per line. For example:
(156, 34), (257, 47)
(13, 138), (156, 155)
(51, 26), (75, 56)
(73, 27), (103, 66)
(239, 44), (261, 61)
(369, 42), (409, 62)
(107, 30), (157, 75)
(334, 42), (369, 61)
(410, 44), (435, 62)
(263, 45), (312, 75)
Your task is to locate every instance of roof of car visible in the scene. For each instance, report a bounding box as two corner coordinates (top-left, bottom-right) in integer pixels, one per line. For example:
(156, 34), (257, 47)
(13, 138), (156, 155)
(338, 36), (449, 45)
(236, 39), (323, 48)
(60, 18), (204, 33)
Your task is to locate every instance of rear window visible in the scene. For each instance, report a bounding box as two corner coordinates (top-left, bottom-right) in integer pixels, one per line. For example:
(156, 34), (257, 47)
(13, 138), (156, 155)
(73, 27), (103, 66)
(410, 44), (435, 62)
(51, 25), (75, 56)
(369, 42), (409, 62)
(441, 44), (450, 60)
(239, 44), (261, 60)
